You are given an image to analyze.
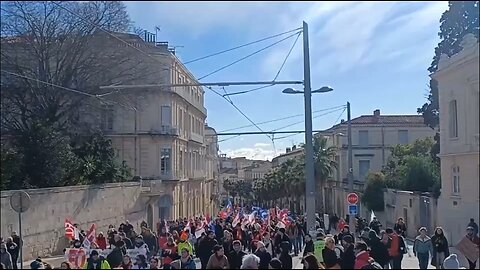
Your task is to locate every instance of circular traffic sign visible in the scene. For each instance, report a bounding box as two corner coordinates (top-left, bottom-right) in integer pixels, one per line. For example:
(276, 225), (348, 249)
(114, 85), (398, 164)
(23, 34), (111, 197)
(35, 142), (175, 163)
(10, 191), (31, 213)
(347, 192), (359, 205)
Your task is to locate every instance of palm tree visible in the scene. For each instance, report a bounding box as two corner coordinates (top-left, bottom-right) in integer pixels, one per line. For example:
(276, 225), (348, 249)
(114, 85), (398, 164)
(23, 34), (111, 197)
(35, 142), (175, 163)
(312, 136), (338, 213)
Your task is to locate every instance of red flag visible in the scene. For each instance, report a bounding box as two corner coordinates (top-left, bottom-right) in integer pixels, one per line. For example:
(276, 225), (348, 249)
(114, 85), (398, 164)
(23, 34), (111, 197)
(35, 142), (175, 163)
(82, 223), (97, 249)
(65, 218), (76, 240)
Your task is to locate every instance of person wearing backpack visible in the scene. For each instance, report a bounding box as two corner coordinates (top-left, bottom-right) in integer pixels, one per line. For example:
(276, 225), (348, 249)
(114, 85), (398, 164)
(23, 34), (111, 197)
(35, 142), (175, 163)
(386, 228), (407, 269)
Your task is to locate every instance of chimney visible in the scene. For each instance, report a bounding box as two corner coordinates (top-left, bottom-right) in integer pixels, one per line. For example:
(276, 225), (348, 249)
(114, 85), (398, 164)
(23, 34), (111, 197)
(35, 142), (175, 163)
(286, 147), (291, 153)
(340, 119), (345, 124)
(374, 109), (380, 117)
(292, 145), (297, 150)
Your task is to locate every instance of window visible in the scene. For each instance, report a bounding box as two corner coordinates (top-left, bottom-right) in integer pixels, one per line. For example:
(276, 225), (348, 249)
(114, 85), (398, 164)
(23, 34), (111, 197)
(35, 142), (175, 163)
(160, 148), (171, 175)
(161, 106), (172, 126)
(359, 130), (369, 146)
(100, 105), (114, 131)
(452, 166), (460, 194)
(359, 160), (370, 181)
(449, 100), (458, 138)
(398, 130), (409, 144)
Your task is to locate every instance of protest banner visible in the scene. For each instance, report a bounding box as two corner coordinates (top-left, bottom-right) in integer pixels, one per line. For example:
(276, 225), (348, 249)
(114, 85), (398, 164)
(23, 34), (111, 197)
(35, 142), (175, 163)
(455, 236), (480, 262)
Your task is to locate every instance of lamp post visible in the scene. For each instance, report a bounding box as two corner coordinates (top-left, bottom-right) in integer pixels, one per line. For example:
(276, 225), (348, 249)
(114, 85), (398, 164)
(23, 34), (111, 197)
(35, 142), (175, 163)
(281, 21), (334, 233)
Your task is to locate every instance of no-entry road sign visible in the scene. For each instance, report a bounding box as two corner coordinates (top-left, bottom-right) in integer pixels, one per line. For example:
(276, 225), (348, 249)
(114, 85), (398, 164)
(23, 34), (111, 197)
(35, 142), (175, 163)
(347, 192), (359, 205)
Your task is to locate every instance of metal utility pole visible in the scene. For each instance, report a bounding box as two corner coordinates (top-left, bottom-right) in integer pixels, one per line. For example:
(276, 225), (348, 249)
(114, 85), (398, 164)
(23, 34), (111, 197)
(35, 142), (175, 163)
(302, 21), (316, 234)
(347, 102), (355, 232)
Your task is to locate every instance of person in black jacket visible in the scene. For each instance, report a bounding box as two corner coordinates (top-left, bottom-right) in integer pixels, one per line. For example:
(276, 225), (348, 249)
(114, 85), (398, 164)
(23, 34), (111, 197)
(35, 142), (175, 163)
(278, 241), (292, 269)
(303, 234), (314, 257)
(323, 237), (341, 269)
(274, 228), (290, 255)
(336, 225), (355, 245)
(341, 235), (356, 269)
(254, 241), (272, 269)
(228, 240), (247, 269)
(198, 230), (218, 269)
(367, 230), (390, 268)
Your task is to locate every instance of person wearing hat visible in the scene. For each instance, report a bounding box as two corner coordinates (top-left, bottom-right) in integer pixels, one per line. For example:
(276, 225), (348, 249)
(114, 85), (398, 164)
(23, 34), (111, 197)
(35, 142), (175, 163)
(268, 258), (282, 269)
(443, 254), (466, 269)
(0, 244), (13, 270)
(177, 232), (193, 257)
(83, 250), (110, 269)
(340, 235), (355, 269)
(228, 240), (247, 269)
(413, 227), (433, 269)
(465, 226), (479, 269)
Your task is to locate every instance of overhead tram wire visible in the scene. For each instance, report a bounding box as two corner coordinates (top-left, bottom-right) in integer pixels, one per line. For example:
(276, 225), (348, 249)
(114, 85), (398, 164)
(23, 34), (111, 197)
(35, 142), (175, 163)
(218, 105), (346, 143)
(183, 27), (303, 65)
(222, 31), (302, 98)
(220, 104), (347, 132)
(198, 30), (302, 81)
(273, 105), (347, 140)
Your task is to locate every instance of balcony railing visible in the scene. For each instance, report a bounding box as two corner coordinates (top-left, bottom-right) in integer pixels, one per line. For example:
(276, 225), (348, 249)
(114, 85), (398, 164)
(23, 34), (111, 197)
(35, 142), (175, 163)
(189, 132), (204, 144)
(149, 126), (179, 136)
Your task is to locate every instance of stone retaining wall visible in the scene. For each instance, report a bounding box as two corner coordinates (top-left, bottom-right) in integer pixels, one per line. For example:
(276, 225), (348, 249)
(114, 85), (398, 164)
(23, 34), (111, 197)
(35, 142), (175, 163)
(0, 182), (147, 261)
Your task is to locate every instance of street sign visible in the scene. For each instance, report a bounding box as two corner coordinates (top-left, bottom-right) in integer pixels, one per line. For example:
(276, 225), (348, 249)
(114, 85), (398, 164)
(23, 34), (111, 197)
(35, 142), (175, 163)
(348, 204), (358, 215)
(10, 191), (31, 213)
(347, 192), (359, 205)
(9, 191), (30, 269)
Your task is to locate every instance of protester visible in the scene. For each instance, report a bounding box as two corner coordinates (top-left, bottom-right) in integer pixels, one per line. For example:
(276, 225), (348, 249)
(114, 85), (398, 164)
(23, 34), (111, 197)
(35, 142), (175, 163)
(84, 250), (110, 269)
(264, 258), (280, 270)
(386, 228), (407, 269)
(0, 244), (12, 270)
(96, 232), (107, 250)
(198, 231), (218, 269)
(302, 254), (324, 269)
(465, 226), (480, 269)
(322, 237), (340, 269)
(262, 233), (274, 256)
(4, 238), (18, 270)
(240, 254), (260, 269)
(178, 232), (194, 256)
(413, 227), (433, 269)
(335, 225), (354, 245)
(369, 218), (382, 235)
(394, 218), (407, 238)
(149, 257), (160, 269)
(59, 261), (72, 269)
(303, 234), (315, 258)
(467, 218), (479, 236)
(121, 255), (133, 270)
(443, 254), (466, 269)
(278, 241), (292, 270)
(171, 248), (196, 269)
(286, 222), (300, 256)
(228, 240), (247, 269)
(354, 241), (370, 269)
(340, 235), (355, 269)
(222, 231), (234, 255)
(161, 237), (179, 269)
(431, 227), (450, 269)
(206, 245), (229, 269)
(273, 229), (290, 255)
(367, 230), (390, 268)
(254, 241), (271, 269)
(133, 254), (149, 270)
(142, 227), (158, 258)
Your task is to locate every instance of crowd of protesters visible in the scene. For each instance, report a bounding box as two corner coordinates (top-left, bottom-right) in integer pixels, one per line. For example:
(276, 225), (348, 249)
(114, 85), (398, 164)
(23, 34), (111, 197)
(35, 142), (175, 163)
(0, 208), (478, 269)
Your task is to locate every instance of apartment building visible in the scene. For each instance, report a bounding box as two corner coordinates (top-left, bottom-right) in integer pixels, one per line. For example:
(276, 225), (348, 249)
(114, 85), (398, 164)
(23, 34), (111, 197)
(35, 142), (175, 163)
(271, 145), (304, 167)
(76, 32), (215, 223)
(244, 162), (272, 181)
(433, 34), (479, 243)
(316, 109), (436, 218)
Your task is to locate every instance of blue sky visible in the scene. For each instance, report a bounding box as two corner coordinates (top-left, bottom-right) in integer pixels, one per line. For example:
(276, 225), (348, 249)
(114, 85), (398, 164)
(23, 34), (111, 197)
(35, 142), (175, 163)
(125, 1), (448, 160)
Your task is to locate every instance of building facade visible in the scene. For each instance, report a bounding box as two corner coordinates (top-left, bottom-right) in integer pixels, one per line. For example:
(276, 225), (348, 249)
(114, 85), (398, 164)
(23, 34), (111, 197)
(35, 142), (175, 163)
(433, 34), (479, 243)
(316, 109), (436, 218)
(271, 146), (304, 167)
(78, 33), (216, 223)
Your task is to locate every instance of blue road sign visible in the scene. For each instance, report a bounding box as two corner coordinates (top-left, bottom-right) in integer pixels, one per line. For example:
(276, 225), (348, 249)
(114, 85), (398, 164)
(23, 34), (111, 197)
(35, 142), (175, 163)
(348, 204), (357, 215)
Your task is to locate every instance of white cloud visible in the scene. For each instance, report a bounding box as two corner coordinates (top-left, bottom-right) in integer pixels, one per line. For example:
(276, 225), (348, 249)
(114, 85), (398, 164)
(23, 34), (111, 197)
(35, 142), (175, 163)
(223, 145), (276, 161)
(254, 143), (270, 148)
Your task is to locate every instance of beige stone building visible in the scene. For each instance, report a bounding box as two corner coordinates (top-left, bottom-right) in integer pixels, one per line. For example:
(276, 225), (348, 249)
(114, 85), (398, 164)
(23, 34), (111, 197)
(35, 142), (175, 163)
(77, 33), (217, 223)
(271, 146), (304, 167)
(316, 110), (436, 218)
(433, 34), (479, 243)
(244, 161), (272, 181)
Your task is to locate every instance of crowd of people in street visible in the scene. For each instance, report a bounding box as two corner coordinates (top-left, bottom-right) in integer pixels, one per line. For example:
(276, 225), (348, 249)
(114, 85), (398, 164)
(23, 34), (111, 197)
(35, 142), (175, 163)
(0, 206), (479, 269)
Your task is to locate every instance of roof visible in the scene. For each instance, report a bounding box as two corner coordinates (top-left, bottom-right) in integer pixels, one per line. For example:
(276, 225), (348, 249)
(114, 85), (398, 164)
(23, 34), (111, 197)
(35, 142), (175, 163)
(320, 114), (426, 133)
(220, 168), (238, 174)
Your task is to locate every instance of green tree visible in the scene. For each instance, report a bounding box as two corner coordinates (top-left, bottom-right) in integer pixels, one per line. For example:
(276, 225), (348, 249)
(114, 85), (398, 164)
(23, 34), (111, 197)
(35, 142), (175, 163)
(398, 156), (440, 196)
(362, 172), (388, 212)
(313, 136), (338, 213)
(418, 1), (479, 158)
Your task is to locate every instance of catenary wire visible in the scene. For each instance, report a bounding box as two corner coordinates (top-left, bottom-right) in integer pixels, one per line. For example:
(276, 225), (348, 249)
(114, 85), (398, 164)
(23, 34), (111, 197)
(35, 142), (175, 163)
(183, 27), (303, 65)
(198, 31), (302, 81)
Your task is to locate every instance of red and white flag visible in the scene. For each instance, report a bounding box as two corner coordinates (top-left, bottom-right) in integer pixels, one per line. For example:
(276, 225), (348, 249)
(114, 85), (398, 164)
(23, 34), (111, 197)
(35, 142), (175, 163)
(232, 213), (241, 228)
(65, 218), (79, 240)
(82, 223), (97, 250)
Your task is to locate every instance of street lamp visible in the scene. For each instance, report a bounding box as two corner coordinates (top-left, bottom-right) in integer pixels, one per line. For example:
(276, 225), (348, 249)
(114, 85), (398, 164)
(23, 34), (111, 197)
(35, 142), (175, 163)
(282, 86), (333, 94)
(282, 83), (333, 234)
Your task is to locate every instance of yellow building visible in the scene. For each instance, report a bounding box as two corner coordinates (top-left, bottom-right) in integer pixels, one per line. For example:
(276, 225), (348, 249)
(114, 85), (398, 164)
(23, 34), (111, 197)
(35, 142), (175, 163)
(433, 34), (479, 243)
(316, 109), (436, 218)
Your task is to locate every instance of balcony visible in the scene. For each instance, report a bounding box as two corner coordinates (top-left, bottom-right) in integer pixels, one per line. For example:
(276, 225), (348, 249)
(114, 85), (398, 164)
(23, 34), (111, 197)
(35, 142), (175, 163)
(149, 126), (179, 136)
(189, 132), (204, 144)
